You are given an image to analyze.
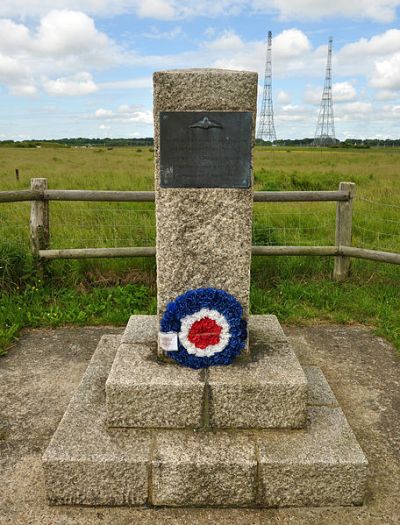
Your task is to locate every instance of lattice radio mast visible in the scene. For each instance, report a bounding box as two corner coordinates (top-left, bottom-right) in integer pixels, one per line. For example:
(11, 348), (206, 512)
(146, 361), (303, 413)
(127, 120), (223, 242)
(313, 37), (336, 146)
(257, 31), (277, 143)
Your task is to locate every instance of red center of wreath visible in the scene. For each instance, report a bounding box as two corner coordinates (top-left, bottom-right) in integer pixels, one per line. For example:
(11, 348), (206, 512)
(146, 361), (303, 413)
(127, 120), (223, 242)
(188, 317), (222, 349)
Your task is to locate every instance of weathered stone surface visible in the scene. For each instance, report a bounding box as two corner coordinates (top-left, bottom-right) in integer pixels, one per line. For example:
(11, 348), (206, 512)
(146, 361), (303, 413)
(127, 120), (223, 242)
(250, 314), (290, 347)
(43, 333), (367, 508)
(106, 342), (204, 428)
(121, 315), (157, 345)
(42, 336), (151, 506)
(304, 365), (338, 407)
(258, 406), (368, 507)
(154, 69), (258, 357)
(152, 431), (257, 507)
(208, 315), (308, 428)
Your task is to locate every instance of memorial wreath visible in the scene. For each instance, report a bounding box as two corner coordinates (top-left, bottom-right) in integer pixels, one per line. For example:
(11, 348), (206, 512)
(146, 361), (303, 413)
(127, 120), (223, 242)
(160, 287), (247, 369)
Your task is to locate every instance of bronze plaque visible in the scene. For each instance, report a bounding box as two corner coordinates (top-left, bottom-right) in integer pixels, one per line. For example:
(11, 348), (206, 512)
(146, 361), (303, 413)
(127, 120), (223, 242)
(159, 111), (252, 188)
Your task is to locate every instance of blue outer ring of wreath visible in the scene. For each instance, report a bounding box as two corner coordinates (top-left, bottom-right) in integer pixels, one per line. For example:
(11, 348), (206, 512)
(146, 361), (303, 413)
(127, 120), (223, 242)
(160, 287), (247, 369)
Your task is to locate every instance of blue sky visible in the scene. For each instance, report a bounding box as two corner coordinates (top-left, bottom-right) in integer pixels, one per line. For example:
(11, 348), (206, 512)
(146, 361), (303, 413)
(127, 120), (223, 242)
(0, 1), (399, 140)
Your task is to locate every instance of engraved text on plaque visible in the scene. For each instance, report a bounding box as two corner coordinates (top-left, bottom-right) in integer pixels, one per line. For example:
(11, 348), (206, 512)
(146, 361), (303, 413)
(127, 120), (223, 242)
(159, 111), (252, 188)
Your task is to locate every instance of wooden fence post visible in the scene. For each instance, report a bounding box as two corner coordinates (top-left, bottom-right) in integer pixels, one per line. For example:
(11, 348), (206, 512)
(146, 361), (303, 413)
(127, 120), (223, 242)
(30, 178), (49, 276)
(333, 181), (356, 281)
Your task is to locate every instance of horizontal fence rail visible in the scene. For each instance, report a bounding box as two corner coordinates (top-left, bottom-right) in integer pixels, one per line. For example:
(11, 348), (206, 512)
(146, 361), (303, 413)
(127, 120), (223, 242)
(0, 189), (350, 203)
(340, 246), (400, 265)
(253, 190), (349, 202)
(1, 179), (399, 282)
(37, 245), (400, 265)
(45, 190), (156, 202)
(0, 189), (40, 202)
(252, 246), (338, 256)
(39, 247), (157, 259)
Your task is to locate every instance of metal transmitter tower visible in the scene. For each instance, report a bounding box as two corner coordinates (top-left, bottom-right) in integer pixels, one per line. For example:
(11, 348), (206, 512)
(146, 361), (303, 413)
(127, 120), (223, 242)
(313, 37), (336, 146)
(257, 31), (277, 143)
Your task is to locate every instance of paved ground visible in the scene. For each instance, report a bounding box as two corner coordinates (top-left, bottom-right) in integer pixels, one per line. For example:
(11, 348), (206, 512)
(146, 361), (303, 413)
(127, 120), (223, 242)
(1, 324), (399, 525)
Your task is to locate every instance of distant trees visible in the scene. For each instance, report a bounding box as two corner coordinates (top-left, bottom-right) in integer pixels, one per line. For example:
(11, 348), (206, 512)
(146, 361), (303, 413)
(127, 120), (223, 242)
(0, 138), (154, 148)
(1, 137), (399, 149)
(256, 138), (400, 148)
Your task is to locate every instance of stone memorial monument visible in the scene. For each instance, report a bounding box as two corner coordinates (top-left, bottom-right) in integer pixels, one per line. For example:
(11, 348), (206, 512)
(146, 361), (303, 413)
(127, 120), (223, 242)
(42, 69), (367, 508)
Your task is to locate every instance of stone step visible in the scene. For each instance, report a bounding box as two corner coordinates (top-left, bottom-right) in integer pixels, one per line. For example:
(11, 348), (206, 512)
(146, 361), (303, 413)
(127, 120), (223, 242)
(105, 315), (308, 429)
(43, 334), (368, 508)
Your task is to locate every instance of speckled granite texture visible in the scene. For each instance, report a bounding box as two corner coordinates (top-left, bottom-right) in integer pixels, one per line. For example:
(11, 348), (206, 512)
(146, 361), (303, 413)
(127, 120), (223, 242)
(106, 342), (204, 428)
(153, 69), (258, 357)
(106, 315), (308, 429)
(42, 336), (151, 506)
(42, 331), (368, 507)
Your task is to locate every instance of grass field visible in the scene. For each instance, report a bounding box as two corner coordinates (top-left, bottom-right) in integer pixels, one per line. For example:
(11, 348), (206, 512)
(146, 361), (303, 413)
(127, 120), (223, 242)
(0, 145), (399, 354)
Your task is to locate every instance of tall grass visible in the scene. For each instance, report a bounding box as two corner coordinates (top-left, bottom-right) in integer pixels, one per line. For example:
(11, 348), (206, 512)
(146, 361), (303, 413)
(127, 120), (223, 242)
(0, 145), (399, 353)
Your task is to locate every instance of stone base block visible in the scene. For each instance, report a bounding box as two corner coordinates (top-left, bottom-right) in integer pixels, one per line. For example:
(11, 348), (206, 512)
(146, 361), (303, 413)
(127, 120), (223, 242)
(208, 315), (308, 428)
(42, 336), (151, 506)
(153, 432), (257, 506)
(106, 314), (308, 429)
(107, 315), (204, 428)
(258, 406), (368, 507)
(106, 347), (204, 429)
(43, 334), (367, 508)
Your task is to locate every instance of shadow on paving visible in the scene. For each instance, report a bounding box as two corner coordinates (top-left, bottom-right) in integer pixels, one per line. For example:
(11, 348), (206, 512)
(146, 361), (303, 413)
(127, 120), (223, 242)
(0, 324), (399, 525)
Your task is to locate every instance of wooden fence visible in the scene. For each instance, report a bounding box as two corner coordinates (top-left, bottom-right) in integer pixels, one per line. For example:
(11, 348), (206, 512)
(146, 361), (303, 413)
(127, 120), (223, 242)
(1, 178), (399, 282)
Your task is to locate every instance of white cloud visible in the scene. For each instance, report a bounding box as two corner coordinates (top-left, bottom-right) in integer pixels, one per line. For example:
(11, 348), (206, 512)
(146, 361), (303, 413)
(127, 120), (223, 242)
(0, 19), (30, 52)
(277, 90), (291, 104)
(304, 83), (358, 105)
(34, 10), (113, 61)
(273, 28), (311, 58)
(303, 85), (321, 104)
(136, 0), (177, 20)
(100, 77), (152, 90)
(375, 89), (400, 100)
(277, 103), (313, 122)
(95, 108), (114, 118)
(339, 29), (400, 59)
(143, 26), (183, 39)
(0, 10), (123, 96)
(333, 30), (400, 100)
(333, 82), (357, 101)
(205, 30), (244, 51)
(340, 101), (373, 113)
(202, 28), (316, 77)
(335, 101), (374, 123)
(371, 52), (400, 89)
(43, 72), (98, 96)
(0, 0), (399, 21)
(92, 105), (153, 125)
(336, 30), (400, 79)
(0, 54), (27, 84)
(265, 0), (400, 23)
(10, 84), (37, 96)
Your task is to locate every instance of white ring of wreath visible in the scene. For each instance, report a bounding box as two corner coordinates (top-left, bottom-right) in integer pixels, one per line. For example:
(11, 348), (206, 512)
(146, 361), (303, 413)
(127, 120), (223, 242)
(178, 308), (231, 358)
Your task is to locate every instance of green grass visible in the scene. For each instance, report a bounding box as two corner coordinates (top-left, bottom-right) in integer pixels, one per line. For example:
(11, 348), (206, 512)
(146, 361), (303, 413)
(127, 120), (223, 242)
(0, 145), (399, 355)
(0, 279), (156, 356)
